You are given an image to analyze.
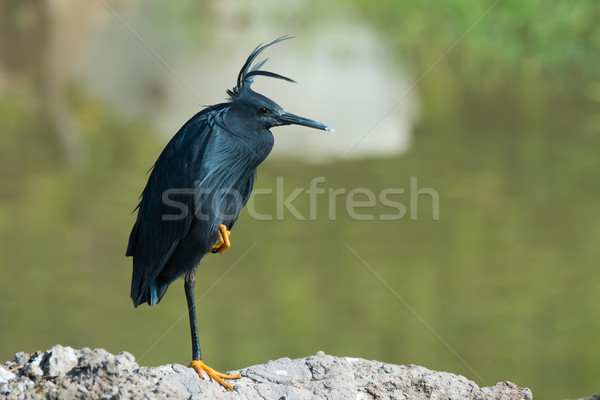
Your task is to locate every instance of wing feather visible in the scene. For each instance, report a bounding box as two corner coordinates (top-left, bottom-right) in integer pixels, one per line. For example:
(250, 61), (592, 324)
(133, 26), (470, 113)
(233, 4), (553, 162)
(127, 102), (267, 307)
(127, 108), (218, 306)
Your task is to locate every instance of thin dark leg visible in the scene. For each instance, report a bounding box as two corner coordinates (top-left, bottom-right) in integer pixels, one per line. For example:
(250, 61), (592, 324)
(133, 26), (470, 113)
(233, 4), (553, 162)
(185, 266), (241, 390)
(184, 267), (202, 361)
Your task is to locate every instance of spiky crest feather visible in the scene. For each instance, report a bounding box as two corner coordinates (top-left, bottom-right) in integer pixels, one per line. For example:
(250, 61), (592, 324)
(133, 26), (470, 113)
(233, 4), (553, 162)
(226, 35), (296, 99)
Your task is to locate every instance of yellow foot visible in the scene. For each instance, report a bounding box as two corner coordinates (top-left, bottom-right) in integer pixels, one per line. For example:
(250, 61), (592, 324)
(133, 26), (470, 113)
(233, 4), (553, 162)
(189, 359), (241, 391)
(211, 224), (231, 254)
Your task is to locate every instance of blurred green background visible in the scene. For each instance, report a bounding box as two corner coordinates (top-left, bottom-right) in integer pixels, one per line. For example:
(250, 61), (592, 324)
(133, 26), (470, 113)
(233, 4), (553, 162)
(1, 1), (599, 399)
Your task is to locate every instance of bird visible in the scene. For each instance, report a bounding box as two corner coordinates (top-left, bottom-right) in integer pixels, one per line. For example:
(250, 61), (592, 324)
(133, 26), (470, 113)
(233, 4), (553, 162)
(126, 36), (333, 391)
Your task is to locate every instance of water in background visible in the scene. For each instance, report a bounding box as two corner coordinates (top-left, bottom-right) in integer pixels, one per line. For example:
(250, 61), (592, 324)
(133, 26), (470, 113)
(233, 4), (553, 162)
(0, 2), (599, 399)
(79, 8), (417, 162)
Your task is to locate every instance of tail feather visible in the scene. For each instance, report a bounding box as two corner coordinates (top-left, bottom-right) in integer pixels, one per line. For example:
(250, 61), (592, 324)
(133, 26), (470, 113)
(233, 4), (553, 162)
(130, 262), (172, 307)
(131, 272), (171, 307)
(150, 280), (170, 306)
(130, 240), (180, 307)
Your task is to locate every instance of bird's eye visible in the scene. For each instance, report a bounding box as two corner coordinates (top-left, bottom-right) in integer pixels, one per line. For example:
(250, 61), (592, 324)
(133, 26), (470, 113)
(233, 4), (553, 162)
(258, 107), (268, 115)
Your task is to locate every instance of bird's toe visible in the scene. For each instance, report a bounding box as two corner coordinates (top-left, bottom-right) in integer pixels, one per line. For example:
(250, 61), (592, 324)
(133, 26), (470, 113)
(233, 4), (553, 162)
(189, 359), (241, 391)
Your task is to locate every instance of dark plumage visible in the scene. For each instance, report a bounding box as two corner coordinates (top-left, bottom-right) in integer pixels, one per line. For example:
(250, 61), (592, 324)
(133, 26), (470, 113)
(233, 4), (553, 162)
(126, 36), (332, 390)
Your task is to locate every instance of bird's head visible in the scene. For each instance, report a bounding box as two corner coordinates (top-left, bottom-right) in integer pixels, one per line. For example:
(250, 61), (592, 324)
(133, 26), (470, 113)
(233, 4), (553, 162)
(226, 36), (334, 133)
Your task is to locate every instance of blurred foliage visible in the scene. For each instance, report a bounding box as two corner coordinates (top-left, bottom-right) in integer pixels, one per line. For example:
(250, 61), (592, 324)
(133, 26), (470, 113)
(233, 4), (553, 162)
(147, 0), (600, 86)
(343, 0), (600, 87)
(1, 2), (600, 400)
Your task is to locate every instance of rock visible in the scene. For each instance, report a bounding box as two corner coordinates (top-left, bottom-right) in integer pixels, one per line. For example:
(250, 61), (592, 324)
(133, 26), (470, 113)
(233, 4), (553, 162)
(43, 345), (78, 378)
(0, 366), (16, 384)
(21, 353), (44, 380)
(12, 353), (29, 366)
(1, 346), (532, 399)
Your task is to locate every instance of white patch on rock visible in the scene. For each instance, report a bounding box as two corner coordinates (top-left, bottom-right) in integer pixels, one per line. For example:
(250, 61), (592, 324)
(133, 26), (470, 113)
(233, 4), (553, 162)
(0, 366), (16, 384)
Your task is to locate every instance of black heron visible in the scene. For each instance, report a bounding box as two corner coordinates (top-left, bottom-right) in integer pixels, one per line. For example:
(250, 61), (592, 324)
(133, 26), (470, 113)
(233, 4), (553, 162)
(126, 36), (333, 390)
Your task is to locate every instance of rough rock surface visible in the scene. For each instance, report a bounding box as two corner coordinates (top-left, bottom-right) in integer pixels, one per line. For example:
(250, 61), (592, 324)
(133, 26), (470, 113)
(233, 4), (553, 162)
(1, 345), (532, 399)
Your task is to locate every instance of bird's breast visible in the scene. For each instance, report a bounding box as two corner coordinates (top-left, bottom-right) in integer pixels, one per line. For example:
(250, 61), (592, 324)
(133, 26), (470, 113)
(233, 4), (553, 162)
(242, 130), (274, 166)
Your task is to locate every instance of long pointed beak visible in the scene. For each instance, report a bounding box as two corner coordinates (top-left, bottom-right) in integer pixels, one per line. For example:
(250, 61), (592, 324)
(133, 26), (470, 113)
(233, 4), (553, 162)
(278, 111), (334, 132)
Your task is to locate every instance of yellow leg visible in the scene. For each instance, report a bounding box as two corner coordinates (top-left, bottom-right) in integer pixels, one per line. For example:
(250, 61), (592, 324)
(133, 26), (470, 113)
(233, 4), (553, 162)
(211, 224), (231, 254)
(189, 359), (241, 391)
